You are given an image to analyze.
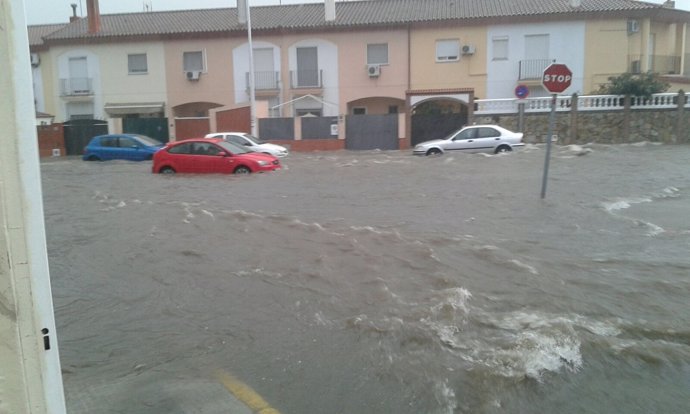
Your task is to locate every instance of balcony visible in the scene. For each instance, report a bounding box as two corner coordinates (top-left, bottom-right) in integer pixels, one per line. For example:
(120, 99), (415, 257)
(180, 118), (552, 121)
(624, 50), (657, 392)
(60, 77), (93, 97)
(628, 55), (681, 74)
(518, 59), (552, 81)
(290, 69), (323, 89)
(245, 71), (280, 96)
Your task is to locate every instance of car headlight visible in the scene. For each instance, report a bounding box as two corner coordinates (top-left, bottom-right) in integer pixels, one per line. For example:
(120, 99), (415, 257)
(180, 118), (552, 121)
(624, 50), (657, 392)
(257, 160), (270, 166)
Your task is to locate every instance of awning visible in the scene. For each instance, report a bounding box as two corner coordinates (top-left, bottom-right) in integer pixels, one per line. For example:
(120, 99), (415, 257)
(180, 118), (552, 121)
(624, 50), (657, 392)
(104, 102), (165, 116)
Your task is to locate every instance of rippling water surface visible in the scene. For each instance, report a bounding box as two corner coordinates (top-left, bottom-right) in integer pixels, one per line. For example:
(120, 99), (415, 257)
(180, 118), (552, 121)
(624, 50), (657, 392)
(42, 143), (690, 413)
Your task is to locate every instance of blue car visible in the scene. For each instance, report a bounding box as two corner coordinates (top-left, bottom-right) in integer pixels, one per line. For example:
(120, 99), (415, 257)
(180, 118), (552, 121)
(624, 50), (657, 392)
(82, 134), (164, 161)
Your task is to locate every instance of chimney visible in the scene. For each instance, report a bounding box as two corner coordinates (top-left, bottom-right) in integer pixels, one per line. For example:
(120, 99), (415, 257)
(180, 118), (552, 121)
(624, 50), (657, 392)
(86, 0), (101, 34)
(70, 3), (79, 22)
(662, 1), (675, 8)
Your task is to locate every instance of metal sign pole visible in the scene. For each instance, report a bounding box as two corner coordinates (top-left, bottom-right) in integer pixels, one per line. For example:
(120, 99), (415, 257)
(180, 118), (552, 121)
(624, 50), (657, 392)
(540, 94), (557, 199)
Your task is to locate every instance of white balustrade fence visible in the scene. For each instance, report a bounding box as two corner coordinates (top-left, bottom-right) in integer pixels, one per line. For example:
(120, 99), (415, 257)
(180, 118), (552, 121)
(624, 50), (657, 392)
(475, 93), (689, 115)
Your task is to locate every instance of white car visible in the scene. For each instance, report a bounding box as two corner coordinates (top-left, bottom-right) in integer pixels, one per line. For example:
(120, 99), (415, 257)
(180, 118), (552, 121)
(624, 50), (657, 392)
(413, 125), (524, 156)
(204, 132), (289, 157)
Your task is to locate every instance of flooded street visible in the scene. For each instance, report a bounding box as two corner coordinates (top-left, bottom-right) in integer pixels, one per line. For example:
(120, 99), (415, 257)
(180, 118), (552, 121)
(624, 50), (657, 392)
(41, 143), (690, 414)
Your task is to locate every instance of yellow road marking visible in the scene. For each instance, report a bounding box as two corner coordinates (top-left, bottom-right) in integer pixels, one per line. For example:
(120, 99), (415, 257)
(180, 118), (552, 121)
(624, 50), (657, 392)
(215, 370), (282, 414)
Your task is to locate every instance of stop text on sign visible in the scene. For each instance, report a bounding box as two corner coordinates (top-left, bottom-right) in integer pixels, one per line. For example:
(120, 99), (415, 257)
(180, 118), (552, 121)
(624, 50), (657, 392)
(542, 63), (573, 93)
(543, 74), (571, 83)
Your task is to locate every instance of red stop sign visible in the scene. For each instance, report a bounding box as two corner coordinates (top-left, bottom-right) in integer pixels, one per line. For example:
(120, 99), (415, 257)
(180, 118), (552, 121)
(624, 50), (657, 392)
(542, 63), (572, 93)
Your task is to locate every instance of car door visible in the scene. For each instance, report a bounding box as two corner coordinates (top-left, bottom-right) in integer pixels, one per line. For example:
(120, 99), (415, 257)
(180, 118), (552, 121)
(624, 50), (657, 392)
(191, 142), (234, 173)
(97, 136), (118, 160)
(117, 136), (140, 160)
(165, 142), (194, 172)
(446, 127), (479, 153)
(474, 127), (503, 153)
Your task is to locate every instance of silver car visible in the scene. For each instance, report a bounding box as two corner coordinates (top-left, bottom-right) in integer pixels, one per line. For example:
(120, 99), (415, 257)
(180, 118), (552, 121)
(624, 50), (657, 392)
(413, 124), (524, 156)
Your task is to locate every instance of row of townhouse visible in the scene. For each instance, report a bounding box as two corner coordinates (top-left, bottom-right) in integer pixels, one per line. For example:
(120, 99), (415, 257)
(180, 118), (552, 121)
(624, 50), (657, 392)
(28, 0), (690, 150)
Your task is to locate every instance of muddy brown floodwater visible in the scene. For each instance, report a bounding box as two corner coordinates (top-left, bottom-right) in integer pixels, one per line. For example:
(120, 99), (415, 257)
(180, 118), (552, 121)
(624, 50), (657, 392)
(42, 143), (690, 414)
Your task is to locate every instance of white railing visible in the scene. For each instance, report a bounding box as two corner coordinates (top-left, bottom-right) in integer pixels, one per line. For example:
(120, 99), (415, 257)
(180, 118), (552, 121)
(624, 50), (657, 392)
(475, 92), (689, 115)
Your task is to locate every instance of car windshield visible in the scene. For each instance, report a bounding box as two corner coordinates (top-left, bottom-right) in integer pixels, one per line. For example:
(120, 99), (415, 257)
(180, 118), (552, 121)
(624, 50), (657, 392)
(130, 134), (163, 146)
(217, 140), (254, 154)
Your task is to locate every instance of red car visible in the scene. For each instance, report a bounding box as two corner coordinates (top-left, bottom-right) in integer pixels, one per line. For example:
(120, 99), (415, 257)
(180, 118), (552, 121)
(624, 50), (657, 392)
(152, 138), (280, 174)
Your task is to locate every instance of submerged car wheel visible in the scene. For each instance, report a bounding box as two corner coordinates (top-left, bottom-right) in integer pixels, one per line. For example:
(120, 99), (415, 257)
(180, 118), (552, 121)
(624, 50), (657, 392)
(234, 166), (251, 174)
(85, 155), (101, 161)
(495, 145), (512, 154)
(159, 166), (176, 174)
(426, 148), (442, 156)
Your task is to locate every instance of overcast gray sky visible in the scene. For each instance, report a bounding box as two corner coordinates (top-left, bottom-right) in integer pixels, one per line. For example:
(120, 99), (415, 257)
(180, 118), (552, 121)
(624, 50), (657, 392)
(23, 0), (690, 25)
(23, 0), (322, 25)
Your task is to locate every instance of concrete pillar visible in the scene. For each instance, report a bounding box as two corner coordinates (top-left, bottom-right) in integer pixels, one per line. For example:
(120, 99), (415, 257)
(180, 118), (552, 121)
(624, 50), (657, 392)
(569, 93), (579, 145)
(676, 90), (686, 143)
(0, 1), (67, 413)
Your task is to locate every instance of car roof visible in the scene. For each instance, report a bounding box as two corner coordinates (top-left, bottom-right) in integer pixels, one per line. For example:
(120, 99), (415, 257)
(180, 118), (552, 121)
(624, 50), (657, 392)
(170, 137), (224, 144)
(207, 132), (247, 135)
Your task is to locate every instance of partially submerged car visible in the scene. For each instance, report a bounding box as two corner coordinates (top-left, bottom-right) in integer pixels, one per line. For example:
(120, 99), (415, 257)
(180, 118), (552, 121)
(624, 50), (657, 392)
(413, 125), (524, 156)
(152, 138), (280, 174)
(204, 132), (289, 157)
(83, 134), (164, 161)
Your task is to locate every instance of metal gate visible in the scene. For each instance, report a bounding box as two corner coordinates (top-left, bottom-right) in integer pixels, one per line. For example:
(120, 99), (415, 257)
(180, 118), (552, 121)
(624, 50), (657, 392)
(410, 113), (466, 146)
(63, 119), (108, 155)
(345, 114), (398, 150)
(123, 118), (169, 142)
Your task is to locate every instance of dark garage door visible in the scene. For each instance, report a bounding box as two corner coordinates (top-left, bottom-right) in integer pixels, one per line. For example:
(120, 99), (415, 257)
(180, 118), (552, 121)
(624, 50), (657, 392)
(345, 114), (398, 150)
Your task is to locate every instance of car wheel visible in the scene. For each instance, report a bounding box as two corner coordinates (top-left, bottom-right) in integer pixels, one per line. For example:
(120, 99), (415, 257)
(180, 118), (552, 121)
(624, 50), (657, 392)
(426, 148), (442, 156)
(234, 166), (251, 174)
(86, 155), (101, 161)
(159, 166), (176, 174)
(495, 145), (512, 154)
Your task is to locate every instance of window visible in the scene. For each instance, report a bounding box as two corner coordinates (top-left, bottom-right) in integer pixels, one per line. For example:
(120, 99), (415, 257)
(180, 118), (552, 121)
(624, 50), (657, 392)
(100, 137), (117, 147)
(168, 143), (192, 154)
(296, 47), (319, 87)
(492, 37), (508, 60)
(353, 107), (366, 115)
(388, 106), (398, 114)
(367, 43), (388, 65)
(227, 136), (249, 146)
(128, 53), (148, 74)
(183, 51), (204, 72)
(453, 128), (475, 140)
(436, 39), (459, 62)
(118, 137), (137, 148)
(193, 142), (221, 155)
(477, 127), (501, 138)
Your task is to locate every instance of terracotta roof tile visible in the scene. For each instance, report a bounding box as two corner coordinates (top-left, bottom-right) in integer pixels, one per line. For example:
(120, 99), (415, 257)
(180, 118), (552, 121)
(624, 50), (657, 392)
(41, 0), (676, 42)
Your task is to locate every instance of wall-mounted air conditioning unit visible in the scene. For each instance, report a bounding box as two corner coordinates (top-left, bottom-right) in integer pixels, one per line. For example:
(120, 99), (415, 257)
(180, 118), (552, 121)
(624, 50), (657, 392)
(186, 70), (201, 81)
(367, 64), (380, 77)
(462, 44), (476, 55)
(627, 20), (639, 34)
(30, 53), (40, 67)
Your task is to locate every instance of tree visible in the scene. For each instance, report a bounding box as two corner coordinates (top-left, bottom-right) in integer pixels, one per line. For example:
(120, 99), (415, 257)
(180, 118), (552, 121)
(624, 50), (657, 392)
(596, 72), (669, 97)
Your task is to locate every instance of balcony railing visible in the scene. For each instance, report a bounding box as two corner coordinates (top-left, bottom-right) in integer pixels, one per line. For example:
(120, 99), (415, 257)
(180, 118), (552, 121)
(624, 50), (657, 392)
(290, 69), (323, 88)
(246, 71), (280, 90)
(60, 77), (93, 96)
(518, 59), (552, 80)
(628, 55), (681, 74)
